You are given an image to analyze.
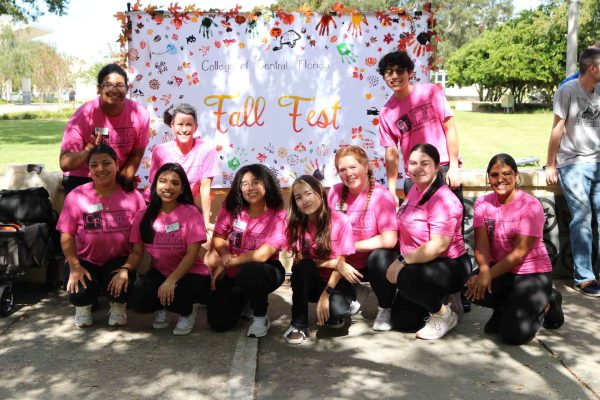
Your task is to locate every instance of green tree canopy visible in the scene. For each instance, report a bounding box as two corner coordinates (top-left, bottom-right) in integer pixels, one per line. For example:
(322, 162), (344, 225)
(0, 0), (69, 22)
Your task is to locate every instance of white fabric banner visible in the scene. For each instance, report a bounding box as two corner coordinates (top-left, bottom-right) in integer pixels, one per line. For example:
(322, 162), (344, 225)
(127, 8), (434, 188)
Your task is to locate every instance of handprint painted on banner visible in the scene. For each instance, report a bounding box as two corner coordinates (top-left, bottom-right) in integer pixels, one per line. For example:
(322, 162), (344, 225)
(246, 18), (259, 38)
(348, 12), (368, 37)
(225, 148), (248, 170)
(315, 14), (337, 36)
(304, 159), (325, 181)
(336, 43), (357, 64)
(200, 16), (217, 38)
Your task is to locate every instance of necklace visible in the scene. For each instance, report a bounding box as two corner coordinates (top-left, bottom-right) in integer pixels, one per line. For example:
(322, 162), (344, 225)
(100, 193), (115, 211)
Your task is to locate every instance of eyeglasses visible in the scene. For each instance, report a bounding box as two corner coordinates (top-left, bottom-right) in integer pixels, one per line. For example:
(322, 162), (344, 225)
(240, 180), (262, 190)
(101, 82), (127, 91)
(383, 68), (408, 77)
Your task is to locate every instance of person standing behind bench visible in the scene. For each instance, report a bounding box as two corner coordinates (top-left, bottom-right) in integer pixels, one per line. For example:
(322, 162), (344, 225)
(546, 47), (600, 297)
(57, 144), (145, 328)
(59, 64), (149, 195)
(149, 104), (219, 233)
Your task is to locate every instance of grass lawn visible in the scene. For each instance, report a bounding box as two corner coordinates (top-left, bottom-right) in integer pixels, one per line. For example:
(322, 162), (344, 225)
(456, 110), (553, 170)
(0, 119), (66, 173)
(0, 111), (554, 174)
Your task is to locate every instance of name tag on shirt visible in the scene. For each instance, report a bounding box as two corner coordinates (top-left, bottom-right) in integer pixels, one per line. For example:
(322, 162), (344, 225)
(94, 127), (109, 137)
(88, 203), (103, 213)
(233, 219), (247, 231)
(335, 202), (347, 212)
(165, 222), (180, 233)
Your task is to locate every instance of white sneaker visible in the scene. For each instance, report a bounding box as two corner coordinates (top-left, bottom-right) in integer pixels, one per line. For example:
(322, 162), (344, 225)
(108, 302), (127, 326)
(153, 309), (170, 329)
(74, 305), (93, 328)
(373, 307), (392, 331)
(416, 307), (458, 340)
(349, 301), (361, 316)
(247, 316), (271, 338)
(283, 325), (307, 344)
(240, 302), (254, 320)
(173, 307), (197, 335)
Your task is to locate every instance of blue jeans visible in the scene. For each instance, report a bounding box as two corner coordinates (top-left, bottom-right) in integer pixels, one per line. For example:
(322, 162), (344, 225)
(558, 162), (600, 285)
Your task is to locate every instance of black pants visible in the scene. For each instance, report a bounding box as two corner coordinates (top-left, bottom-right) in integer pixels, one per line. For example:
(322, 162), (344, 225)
(362, 248), (399, 308)
(128, 268), (211, 317)
(290, 258), (355, 329)
(65, 257), (135, 307)
(392, 253), (472, 332)
(62, 176), (93, 196)
(470, 271), (551, 345)
(207, 260), (285, 332)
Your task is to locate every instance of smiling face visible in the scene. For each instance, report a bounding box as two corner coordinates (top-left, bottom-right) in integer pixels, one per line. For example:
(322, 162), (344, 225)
(89, 152), (118, 188)
(407, 150), (439, 190)
(336, 155), (369, 194)
(98, 72), (127, 109)
(488, 162), (518, 203)
(293, 181), (323, 219)
(383, 66), (412, 96)
(172, 112), (197, 146)
(240, 172), (266, 206)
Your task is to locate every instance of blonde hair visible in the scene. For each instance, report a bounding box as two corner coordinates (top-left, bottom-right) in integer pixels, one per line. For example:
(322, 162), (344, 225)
(334, 145), (375, 212)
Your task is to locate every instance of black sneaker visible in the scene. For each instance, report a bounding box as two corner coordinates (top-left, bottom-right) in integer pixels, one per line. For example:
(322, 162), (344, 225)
(461, 293), (472, 313)
(543, 289), (564, 329)
(575, 280), (600, 297)
(484, 309), (502, 334)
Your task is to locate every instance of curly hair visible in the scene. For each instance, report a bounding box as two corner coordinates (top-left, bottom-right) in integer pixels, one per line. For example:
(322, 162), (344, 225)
(377, 51), (415, 76)
(286, 175), (332, 259)
(334, 145), (375, 213)
(140, 163), (194, 243)
(163, 103), (198, 126)
(224, 164), (283, 218)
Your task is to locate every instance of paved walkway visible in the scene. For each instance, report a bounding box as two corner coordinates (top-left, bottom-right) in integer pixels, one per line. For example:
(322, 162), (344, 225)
(0, 279), (598, 399)
(0, 103), (78, 115)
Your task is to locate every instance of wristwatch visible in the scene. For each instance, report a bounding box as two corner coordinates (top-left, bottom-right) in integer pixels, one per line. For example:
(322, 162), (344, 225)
(396, 254), (407, 268)
(324, 286), (335, 295)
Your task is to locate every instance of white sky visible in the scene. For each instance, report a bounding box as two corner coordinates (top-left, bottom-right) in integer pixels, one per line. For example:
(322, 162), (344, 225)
(35, 0), (542, 63)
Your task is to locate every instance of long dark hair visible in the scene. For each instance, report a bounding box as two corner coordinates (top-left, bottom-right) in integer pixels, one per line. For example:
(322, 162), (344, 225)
(408, 144), (444, 206)
(224, 164), (283, 218)
(286, 175), (332, 259)
(486, 153), (519, 175)
(88, 144), (134, 192)
(140, 163), (194, 243)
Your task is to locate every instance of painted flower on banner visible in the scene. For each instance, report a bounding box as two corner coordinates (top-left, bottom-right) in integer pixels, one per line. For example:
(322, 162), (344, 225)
(148, 79), (160, 90)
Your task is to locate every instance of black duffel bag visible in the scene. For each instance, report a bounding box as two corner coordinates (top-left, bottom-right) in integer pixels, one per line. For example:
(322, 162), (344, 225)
(0, 187), (54, 224)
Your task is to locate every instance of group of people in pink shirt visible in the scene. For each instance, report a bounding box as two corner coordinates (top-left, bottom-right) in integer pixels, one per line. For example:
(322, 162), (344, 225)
(56, 53), (565, 344)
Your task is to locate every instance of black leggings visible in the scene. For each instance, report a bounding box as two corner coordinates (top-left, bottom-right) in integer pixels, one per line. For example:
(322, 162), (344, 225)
(290, 259), (355, 329)
(470, 271), (552, 345)
(207, 260), (285, 332)
(363, 248), (399, 308)
(65, 257), (135, 307)
(128, 268), (211, 317)
(392, 253), (471, 332)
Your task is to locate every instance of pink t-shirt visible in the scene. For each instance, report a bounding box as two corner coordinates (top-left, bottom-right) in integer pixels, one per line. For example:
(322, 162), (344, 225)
(397, 184), (465, 259)
(130, 204), (208, 276)
(327, 182), (397, 269)
(61, 97), (150, 177)
(379, 83), (454, 171)
(56, 182), (145, 265)
(149, 138), (220, 188)
(473, 191), (552, 275)
(213, 208), (287, 277)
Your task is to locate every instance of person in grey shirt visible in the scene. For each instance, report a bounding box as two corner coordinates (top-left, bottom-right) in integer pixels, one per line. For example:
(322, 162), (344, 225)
(546, 47), (600, 297)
